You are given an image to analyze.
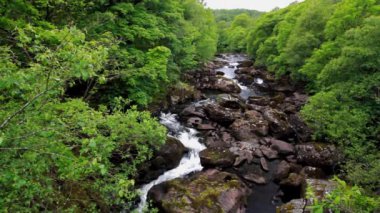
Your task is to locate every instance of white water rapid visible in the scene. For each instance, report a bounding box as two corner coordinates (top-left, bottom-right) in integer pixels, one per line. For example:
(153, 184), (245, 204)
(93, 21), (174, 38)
(136, 113), (206, 212)
(216, 54), (263, 100)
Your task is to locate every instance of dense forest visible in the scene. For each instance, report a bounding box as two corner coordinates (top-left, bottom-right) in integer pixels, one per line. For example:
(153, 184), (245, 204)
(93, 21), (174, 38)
(217, 0), (380, 209)
(1, 0), (380, 212)
(0, 0), (217, 211)
(214, 9), (263, 52)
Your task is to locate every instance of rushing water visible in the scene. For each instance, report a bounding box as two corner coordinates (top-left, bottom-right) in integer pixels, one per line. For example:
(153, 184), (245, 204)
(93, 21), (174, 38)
(137, 113), (206, 212)
(216, 54), (263, 100)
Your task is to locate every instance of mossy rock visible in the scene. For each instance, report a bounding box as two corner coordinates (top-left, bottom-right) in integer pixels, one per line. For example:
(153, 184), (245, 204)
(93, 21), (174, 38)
(200, 148), (235, 168)
(148, 169), (251, 213)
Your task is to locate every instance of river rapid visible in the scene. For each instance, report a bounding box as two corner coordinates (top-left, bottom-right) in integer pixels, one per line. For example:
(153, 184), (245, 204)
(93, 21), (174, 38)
(136, 54), (336, 213)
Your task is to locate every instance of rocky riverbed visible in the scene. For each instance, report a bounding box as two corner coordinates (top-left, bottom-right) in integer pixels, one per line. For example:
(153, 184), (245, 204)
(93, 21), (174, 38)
(137, 54), (340, 213)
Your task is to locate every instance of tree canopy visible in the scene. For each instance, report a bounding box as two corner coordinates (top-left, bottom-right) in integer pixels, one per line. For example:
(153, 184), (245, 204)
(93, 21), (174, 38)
(219, 0), (380, 193)
(0, 0), (218, 211)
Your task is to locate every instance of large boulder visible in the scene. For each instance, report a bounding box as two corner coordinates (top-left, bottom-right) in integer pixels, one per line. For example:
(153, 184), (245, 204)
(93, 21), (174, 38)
(274, 160), (291, 181)
(295, 143), (340, 168)
(149, 169), (251, 213)
(237, 60), (254, 68)
(181, 105), (207, 118)
(248, 96), (271, 106)
(204, 103), (241, 126)
(168, 83), (201, 105)
(288, 114), (312, 142)
(200, 149), (235, 168)
(263, 108), (293, 138)
(137, 136), (186, 184)
(210, 77), (242, 93)
(215, 94), (246, 110)
(230, 110), (269, 140)
(269, 138), (295, 155)
(204, 131), (235, 149)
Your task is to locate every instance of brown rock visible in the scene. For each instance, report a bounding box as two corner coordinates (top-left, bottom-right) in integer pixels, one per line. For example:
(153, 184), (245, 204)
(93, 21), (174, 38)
(296, 143), (340, 167)
(263, 108), (293, 138)
(243, 173), (267, 185)
(204, 103), (241, 126)
(237, 60), (254, 68)
(149, 169), (251, 213)
(300, 167), (326, 179)
(200, 149), (235, 168)
(261, 146), (279, 160)
(196, 124), (216, 130)
(269, 138), (295, 155)
(280, 173), (304, 187)
(260, 157), (269, 172)
(275, 161), (291, 181)
(230, 111), (269, 140)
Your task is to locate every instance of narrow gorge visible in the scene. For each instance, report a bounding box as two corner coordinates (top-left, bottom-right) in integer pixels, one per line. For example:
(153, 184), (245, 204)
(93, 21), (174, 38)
(136, 54), (339, 212)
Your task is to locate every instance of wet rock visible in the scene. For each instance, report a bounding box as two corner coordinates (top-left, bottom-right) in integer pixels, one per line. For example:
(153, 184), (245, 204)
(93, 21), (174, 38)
(295, 143), (339, 167)
(137, 136), (186, 184)
(234, 150), (254, 166)
(300, 166), (326, 179)
(204, 103), (241, 126)
(236, 140), (261, 151)
(181, 105), (206, 118)
(221, 132), (234, 144)
(243, 173), (267, 185)
(196, 123), (216, 130)
(236, 74), (255, 85)
(187, 117), (202, 126)
(204, 133), (232, 149)
(216, 94), (246, 110)
(261, 146), (279, 160)
(260, 157), (269, 171)
(235, 67), (253, 75)
(230, 119), (258, 141)
(263, 108), (293, 138)
(230, 111), (269, 140)
(253, 149), (263, 158)
(168, 83), (201, 105)
(149, 169), (250, 213)
(237, 60), (254, 68)
(280, 173), (304, 187)
(155, 136), (187, 168)
(289, 163), (303, 174)
(248, 96), (271, 106)
(285, 155), (298, 163)
(216, 71), (225, 76)
(275, 161), (291, 181)
(269, 138), (295, 155)
(212, 77), (242, 93)
(200, 148), (235, 168)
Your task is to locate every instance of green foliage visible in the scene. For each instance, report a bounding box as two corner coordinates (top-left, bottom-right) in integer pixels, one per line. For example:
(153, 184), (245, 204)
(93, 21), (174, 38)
(213, 9), (263, 23)
(214, 9), (263, 52)
(217, 13), (254, 52)
(0, 0), (217, 211)
(229, 0), (380, 192)
(307, 177), (380, 213)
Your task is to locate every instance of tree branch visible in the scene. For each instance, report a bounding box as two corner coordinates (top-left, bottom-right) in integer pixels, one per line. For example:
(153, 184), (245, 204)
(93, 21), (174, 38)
(0, 90), (47, 130)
